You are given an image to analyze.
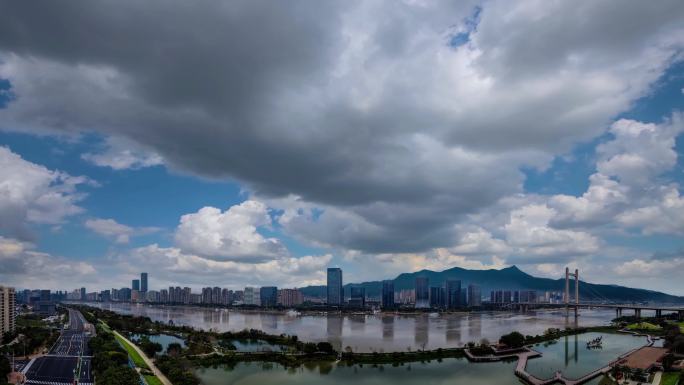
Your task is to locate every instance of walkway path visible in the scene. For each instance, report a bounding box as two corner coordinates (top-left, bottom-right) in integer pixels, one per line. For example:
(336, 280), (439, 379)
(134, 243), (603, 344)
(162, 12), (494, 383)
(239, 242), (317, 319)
(111, 330), (173, 385)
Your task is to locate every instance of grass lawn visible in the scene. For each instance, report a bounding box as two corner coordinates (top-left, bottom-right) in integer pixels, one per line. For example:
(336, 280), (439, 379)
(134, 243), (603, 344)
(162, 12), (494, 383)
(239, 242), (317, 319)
(114, 332), (150, 370)
(659, 372), (681, 385)
(626, 322), (662, 331)
(679, 322), (684, 333)
(144, 375), (163, 385)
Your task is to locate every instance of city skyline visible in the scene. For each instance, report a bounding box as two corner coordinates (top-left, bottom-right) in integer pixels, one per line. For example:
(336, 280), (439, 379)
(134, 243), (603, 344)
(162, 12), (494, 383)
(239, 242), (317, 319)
(1, 2), (684, 295)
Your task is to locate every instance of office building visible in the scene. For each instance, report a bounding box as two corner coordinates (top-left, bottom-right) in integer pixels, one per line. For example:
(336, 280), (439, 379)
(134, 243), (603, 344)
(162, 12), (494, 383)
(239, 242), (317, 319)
(132, 279), (140, 291)
(445, 280), (461, 309)
(80, 287), (86, 301)
(415, 277), (430, 309)
(278, 289), (303, 307)
(260, 286), (278, 307)
(0, 286), (16, 335)
(429, 286), (445, 308)
(244, 287), (261, 306)
(327, 268), (343, 306)
(349, 287), (365, 308)
(468, 284), (481, 307)
(140, 272), (148, 293)
(381, 280), (395, 309)
(503, 290), (512, 303)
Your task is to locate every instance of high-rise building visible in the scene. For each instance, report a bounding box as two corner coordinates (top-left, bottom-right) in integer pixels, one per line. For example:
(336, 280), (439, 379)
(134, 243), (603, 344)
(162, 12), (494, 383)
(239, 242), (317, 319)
(80, 287), (86, 301)
(212, 287), (221, 304)
(503, 290), (512, 303)
(429, 286), (445, 308)
(260, 286), (278, 307)
(160, 289), (169, 303)
(381, 280), (395, 309)
(140, 272), (148, 293)
(132, 279), (140, 291)
(0, 286), (16, 335)
(415, 277), (430, 309)
(244, 287), (260, 306)
(278, 289), (303, 307)
(349, 287), (366, 308)
(467, 284), (481, 307)
(327, 268), (343, 306)
(445, 280), (461, 309)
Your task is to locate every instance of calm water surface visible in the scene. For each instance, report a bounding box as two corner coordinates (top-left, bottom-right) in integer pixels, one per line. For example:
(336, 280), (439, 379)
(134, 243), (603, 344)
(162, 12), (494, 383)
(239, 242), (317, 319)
(83, 302), (619, 352)
(525, 332), (646, 380)
(130, 333), (186, 353)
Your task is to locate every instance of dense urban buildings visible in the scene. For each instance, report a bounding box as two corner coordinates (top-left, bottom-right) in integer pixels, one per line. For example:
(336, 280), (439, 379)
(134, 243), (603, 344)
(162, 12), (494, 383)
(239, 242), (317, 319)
(0, 286), (16, 335)
(327, 268), (343, 306)
(49, 268), (564, 311)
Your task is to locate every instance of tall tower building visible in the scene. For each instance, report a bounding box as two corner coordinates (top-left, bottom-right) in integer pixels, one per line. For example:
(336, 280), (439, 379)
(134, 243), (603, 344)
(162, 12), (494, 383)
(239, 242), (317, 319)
(80, 287), (86, 301)
(381, 280), (395, 309)
(132, 279), (140, 291)
(445, 280), (461, 309)
(326, 268), (343, 306)
(468, 284), (481, 307)
(0, 286), (16, 335)
(415, 276), (430, 309)
(140, 272), (148, 293)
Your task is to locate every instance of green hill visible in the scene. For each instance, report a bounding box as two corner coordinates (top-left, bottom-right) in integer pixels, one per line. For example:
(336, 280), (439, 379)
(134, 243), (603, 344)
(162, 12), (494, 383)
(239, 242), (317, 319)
(299, 265), (684, 304)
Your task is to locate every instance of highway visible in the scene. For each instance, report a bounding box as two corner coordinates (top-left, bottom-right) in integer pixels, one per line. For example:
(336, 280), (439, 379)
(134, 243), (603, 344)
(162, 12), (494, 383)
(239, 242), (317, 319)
(22, 308), (93, 385)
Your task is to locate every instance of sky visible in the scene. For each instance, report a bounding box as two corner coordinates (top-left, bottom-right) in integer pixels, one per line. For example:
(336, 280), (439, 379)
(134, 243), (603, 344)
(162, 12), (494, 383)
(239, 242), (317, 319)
(1, 1), (684, 295)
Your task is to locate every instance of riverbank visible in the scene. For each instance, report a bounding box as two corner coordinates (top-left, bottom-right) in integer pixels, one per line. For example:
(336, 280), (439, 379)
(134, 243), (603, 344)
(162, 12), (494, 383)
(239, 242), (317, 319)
(76, 303), (673, 385)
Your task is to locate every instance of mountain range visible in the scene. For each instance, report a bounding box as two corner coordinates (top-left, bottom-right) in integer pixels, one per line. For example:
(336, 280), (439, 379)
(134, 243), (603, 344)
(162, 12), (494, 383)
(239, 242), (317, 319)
(299, 266), (684, 304)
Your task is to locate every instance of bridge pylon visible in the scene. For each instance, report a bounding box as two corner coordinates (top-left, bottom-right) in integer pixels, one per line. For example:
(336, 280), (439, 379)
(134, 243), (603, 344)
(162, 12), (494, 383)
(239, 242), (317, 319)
(565, 267), (579, 314)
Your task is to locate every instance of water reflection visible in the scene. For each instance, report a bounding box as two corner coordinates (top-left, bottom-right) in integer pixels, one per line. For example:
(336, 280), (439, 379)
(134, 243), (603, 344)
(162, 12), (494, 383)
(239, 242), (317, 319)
(79, 302), (617, 353)
(382, 315), (394, 340)
(414, 315), (428, 349)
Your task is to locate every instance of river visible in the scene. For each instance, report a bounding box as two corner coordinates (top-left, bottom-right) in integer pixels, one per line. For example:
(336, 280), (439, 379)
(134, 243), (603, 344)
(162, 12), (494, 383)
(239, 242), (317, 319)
(81, 302), (618, 353)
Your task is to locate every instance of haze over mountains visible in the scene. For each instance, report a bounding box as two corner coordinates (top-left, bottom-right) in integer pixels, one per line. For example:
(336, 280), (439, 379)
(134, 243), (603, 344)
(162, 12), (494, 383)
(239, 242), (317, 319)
(300, 266), (684, 304)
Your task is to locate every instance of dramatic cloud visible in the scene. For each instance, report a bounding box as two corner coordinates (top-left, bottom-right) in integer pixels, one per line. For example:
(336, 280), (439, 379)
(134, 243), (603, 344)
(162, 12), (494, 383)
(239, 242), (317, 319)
(85, 218), (160, 244)
(0, 236), (96, 288)
(82, 136), (163, 170)
(115, 244), (331, 289)
(0, 146), (89, 240)
(1, 0), (682, 254)
(174, 200), (287, 262)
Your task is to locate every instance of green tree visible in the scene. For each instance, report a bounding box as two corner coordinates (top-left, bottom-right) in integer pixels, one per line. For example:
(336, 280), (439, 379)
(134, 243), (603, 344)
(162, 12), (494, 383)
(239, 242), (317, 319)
(97, 366), (139, 385)
(500, 331), (525, 348)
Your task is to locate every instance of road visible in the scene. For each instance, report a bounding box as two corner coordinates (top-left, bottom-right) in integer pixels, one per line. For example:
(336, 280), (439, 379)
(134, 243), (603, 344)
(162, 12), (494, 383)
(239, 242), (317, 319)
(22, 309), (93, 385)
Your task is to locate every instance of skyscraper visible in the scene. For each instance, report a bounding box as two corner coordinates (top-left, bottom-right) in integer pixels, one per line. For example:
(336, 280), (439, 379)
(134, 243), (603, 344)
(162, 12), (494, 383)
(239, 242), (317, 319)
(429, 286), (445, 308)
(132, 279), (140, 291)
(381, 280), (395, 309)
(80, 287), (86, 301)
(260, 286), (278, 307)
(244, 287), (260, 306)
(0, 286), (16, 335)
(415, 276), (429, 309)
(468, 284), (481, 307)
(140, 272), (148, 293)
(445, 279), (461, 309)
(349, 287), (366, 308)
(327, 268), (343, 306)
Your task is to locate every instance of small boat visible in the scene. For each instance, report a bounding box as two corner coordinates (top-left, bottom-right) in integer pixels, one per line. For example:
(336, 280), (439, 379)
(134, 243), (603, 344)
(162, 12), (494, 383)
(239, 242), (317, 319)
(586, 336), (603, 349)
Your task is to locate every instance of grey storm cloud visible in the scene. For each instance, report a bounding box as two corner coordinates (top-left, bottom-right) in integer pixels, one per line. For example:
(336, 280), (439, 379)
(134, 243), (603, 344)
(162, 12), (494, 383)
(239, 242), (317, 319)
(0, 0), (683, 253)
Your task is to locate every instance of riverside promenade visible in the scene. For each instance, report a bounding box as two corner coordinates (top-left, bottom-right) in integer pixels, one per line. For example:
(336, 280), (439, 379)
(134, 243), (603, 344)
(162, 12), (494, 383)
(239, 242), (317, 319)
(465, 332), (656, 385)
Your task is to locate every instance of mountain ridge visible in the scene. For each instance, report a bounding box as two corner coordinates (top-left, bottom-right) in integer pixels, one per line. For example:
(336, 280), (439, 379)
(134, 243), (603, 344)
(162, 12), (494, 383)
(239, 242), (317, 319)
(298, 265), (684, 303)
